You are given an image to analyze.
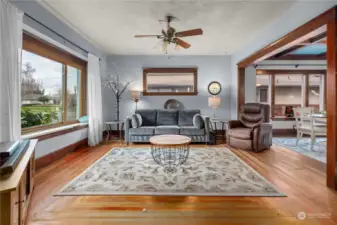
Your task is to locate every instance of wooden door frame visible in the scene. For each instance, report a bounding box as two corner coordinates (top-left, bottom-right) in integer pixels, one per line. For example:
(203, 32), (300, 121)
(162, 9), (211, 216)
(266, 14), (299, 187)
(236, 6), (337, 190)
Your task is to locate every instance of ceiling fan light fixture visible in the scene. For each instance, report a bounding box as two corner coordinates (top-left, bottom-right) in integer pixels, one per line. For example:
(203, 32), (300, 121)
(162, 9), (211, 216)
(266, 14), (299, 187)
(134, 15), (203, 55)
(162, 40), (169, 54)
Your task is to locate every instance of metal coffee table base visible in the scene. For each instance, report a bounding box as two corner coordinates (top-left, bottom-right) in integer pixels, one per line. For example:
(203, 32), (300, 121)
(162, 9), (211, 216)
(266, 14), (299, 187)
(151, 144), (190, 173)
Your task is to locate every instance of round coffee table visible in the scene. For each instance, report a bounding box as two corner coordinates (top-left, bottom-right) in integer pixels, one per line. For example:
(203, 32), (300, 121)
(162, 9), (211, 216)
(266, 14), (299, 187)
(149, 135), (191, 173)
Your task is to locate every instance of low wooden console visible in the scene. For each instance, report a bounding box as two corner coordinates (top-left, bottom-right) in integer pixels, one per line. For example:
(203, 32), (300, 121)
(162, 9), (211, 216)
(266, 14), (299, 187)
(0, 139), (37, 225)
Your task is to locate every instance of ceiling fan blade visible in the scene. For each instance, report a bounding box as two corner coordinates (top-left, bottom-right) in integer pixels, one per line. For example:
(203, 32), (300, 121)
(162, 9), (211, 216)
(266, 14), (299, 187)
(174, 38), (191, 49)
(175, 28), (203, 37)
(134, 35), (161, 38)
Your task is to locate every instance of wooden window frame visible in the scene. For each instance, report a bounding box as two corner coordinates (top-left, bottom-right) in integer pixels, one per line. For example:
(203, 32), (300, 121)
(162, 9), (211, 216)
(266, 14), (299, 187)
(256, 70), (326, 118)
(142, 68), (198, 96)
(21, 32), (87, 134)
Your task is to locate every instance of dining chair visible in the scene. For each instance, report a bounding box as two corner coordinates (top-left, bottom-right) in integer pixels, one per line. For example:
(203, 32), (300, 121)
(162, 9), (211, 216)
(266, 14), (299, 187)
(293, 107), (326, 150)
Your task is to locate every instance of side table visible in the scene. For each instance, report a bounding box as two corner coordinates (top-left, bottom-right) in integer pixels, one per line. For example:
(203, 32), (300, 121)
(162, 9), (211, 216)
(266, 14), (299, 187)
(105, 121), (124, 144)
(210, 118), (227, 142)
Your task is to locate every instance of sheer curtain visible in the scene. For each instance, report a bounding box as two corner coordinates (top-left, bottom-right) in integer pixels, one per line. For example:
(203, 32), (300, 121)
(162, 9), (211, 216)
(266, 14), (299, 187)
(0, 0), (23, 142)
(87, 53), (103, 146)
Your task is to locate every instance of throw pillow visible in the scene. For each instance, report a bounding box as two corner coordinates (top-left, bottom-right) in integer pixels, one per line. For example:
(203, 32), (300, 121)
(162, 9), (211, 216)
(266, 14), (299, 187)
(193, 114), (204, 129)
(131, 114), (142, 128)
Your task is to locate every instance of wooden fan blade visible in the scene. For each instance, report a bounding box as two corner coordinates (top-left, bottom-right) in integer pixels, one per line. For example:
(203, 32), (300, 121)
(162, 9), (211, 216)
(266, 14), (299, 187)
(175, 28), (203, 37)
(134, 35), (161, 38)
(174, 38), (191, 49)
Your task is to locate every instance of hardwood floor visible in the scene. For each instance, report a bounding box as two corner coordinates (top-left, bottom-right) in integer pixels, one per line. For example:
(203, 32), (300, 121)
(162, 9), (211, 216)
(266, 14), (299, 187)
(26, 142), (337, 225)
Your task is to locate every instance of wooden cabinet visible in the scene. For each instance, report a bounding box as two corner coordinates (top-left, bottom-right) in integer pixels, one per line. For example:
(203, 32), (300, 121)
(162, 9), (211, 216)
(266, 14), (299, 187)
(0, 140), (37, 225)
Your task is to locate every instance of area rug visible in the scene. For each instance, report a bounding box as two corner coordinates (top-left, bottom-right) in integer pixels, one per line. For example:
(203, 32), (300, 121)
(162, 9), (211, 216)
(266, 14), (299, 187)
(273, 137), (326, 163)
(56, 147), (285, 197)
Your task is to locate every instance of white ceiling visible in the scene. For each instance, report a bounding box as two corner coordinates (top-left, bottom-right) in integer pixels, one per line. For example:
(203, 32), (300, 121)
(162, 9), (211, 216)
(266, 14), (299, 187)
(38, 0), (297, 55)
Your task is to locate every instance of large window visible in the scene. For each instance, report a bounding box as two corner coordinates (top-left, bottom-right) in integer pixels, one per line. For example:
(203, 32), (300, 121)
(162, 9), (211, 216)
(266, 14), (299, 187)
(274, 75), (302, 117)
(255, 70), (326, 119)
(21, 33), (86, 133)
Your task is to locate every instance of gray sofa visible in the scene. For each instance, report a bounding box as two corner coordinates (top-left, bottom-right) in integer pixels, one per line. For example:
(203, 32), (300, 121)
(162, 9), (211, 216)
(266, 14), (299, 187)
(125, 109), (210, 144)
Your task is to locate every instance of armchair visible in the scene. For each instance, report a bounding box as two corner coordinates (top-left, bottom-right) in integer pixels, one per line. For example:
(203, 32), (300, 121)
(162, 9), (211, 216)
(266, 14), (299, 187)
(227, 103), (272, 152)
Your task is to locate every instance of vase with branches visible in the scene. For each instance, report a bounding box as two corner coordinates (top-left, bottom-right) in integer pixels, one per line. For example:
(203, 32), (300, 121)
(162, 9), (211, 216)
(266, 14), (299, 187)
(102, 66), (132, 121)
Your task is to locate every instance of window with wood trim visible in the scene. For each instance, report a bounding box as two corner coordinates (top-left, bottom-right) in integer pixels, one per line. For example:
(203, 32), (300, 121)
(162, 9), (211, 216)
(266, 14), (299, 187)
(256, 70), (326, 119)
(21, 33), (87, 134)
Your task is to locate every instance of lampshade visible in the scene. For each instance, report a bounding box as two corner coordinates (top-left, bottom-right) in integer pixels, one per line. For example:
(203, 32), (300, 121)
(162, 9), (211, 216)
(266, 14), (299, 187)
(131, 90), (140, 101)
(208, 96), (221, 108)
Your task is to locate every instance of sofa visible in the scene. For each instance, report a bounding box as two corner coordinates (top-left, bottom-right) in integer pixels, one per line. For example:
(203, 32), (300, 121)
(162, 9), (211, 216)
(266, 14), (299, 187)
(226, 103), (272, 152)
(125, 109), (210, 144)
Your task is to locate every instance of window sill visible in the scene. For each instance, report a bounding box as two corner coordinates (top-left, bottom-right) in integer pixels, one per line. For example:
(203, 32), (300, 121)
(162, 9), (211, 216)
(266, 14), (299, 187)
(21, 123), (88, 141)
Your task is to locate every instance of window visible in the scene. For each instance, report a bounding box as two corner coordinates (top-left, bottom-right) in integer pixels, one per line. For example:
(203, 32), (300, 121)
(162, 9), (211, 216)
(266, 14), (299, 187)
(143, 68), (198, 95)
(274, 75), (302, 117)
(21, 33), (87, 133)
(255, 70), (326, 119)
(308, 74), (321, 112)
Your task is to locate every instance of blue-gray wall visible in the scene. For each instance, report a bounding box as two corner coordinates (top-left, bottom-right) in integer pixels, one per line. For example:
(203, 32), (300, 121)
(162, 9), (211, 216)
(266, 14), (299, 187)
(107, 55), (232, 121)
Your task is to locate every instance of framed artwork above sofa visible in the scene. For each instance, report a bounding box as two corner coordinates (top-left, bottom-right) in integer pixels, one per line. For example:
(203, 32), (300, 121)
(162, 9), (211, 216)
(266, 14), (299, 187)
(143, 68), (198, 96)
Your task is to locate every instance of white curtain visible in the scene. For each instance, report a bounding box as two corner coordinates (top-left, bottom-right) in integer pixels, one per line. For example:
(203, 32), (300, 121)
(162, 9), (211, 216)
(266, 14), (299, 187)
(0, 0), (23, 142)
(87, 53), (103, 146)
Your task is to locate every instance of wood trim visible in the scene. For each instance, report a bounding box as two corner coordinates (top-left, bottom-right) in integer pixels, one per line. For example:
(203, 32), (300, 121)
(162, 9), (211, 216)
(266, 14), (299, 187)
(271, 32), (327, 59)
(22, 122), (75, 135)
(324, 73), (327, 109)
(22, 32), (87, 134)
(257, 69), (326, 75)
(35, 138), (88, 170)
(34, 124), (88, 141)
(237, 7), (335, 67)
(267, 54), (326, 60)
(81, 67), (87, 116)
(237, 68), (245, 118)
(23, 32), (86, 68)
(142, 68), (198, 96)
(326, 10), (337, 189)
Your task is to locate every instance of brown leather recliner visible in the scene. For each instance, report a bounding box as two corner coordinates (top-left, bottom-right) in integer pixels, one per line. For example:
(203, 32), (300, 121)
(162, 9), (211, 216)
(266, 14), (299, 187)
(227, 103), (272, 152)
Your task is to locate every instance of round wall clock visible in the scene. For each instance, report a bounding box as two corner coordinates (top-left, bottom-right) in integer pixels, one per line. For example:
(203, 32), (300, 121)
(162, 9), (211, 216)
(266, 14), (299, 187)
(208, 81), (222, 95)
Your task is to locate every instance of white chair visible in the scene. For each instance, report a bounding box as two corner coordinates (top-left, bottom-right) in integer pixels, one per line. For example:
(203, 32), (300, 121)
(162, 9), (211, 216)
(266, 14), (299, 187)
(293, 107), (326, 150)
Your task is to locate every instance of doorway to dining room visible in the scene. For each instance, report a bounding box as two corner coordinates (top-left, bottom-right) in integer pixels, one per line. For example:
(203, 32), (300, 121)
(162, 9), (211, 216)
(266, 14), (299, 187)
(236, 7), (336, 190)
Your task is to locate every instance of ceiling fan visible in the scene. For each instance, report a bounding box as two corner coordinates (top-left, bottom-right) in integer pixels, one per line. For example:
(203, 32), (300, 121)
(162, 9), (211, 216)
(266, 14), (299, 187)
(134, 15), (203, 54)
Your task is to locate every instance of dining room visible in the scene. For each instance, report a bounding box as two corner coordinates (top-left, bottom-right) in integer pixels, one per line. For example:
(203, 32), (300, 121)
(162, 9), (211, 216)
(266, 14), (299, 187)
(254, 68), (327, 163)
(250, 28), (328, 163)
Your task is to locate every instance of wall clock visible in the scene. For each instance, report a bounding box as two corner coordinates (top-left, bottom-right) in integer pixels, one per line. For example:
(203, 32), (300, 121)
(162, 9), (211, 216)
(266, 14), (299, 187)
(208, 81), (222, 95)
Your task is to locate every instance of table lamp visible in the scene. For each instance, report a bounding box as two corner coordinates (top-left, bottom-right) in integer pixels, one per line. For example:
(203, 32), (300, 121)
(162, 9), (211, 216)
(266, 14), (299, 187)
(131, 90), (141, 111)
(208, 96), (221, 119)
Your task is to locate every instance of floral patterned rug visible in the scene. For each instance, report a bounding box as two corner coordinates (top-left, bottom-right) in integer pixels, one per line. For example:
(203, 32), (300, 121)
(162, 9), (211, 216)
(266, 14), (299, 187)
(56, 147), (285, 197)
